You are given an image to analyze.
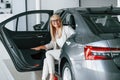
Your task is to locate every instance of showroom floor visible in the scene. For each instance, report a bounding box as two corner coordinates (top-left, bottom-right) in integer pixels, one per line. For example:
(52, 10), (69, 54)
(4, 60), (42, 80)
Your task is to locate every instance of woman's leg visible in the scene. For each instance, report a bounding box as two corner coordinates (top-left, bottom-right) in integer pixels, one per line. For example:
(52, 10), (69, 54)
(42, 58), (49, 80)
(45, 50), (61, 80)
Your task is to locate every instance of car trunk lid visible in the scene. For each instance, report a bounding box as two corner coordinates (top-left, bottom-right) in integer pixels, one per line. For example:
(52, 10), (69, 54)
(85, 38), (120, 68)
(107, 38), (120, 68)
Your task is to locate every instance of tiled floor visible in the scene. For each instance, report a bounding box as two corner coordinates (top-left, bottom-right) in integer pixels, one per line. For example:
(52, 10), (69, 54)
(0, 57), (43, 80)
(0, 59), (14, 80)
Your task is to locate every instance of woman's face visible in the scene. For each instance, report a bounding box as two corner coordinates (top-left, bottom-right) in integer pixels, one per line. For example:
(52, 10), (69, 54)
(51, 17), (61, 28)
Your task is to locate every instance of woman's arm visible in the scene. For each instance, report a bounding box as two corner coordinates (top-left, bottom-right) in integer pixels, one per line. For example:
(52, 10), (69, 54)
(31, 45), (47, 51)
(31, 40), (55, 51)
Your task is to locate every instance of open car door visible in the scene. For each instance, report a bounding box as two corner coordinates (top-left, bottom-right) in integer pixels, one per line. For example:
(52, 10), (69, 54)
(0, 10), (53, 72)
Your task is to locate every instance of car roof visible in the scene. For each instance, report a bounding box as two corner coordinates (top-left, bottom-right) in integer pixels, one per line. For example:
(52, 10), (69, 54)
(59, 6), (120, 14)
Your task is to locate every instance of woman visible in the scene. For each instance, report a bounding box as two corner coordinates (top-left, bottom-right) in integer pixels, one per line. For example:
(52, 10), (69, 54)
(32, 14), (75, 80)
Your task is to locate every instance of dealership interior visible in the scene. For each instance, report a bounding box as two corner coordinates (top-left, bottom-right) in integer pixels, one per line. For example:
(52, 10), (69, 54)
(0, 0), (120, 80)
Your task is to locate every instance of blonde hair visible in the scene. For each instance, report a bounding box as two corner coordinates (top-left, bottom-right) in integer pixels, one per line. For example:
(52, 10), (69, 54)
(50, 14), (63, 41)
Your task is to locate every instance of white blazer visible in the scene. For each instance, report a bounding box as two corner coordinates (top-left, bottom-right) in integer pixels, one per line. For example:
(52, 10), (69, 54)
(45, 25), (75, 50)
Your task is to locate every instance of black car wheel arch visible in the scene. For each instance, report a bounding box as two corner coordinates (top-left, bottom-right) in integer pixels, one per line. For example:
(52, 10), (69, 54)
(62, 62), (75, 80)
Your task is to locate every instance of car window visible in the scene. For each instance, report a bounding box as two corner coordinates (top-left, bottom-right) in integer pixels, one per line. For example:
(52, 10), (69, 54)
(82, 14), (120, 33)
(62, 13), (76, 29)
(5, 13), (49, 31)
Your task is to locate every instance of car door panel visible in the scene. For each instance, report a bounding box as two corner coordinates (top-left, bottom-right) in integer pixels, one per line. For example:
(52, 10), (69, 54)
(0, 10), (53, 72)
(11, 31), (51, 49)
(0, 24), (48, 72)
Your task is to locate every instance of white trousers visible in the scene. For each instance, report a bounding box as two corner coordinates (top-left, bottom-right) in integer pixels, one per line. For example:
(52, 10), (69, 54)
(42, 49), (61, 80)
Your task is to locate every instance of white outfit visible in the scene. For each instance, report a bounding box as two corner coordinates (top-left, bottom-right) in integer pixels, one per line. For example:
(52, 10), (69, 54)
(42, 26), (75, 80)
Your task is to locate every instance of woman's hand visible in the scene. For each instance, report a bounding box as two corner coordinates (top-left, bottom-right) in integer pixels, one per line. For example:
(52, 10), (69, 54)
(31, 45), (46, 51)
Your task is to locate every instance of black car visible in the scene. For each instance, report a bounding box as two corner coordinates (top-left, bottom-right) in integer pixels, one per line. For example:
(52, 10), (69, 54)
(1, 7), (120, 80)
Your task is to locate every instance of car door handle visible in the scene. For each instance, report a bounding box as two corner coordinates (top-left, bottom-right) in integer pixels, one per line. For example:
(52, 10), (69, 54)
(36, 35), (43, 38)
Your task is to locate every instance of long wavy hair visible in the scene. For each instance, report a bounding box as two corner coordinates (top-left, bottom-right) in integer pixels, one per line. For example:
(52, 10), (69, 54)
(50, 14), (63, 41)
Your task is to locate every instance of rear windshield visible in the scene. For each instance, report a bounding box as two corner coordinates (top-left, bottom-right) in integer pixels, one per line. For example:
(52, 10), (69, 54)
(82, 14), (120, 34)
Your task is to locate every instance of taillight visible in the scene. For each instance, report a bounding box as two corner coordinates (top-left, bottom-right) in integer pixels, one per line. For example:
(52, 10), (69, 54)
(84, 46), (120, 60)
